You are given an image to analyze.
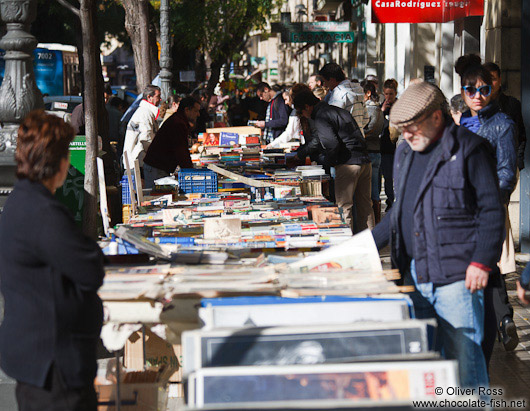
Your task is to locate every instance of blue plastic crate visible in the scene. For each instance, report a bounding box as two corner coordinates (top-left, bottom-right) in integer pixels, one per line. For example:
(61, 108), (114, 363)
(121, 174), (136, 204)
(177, 168), (218, 193)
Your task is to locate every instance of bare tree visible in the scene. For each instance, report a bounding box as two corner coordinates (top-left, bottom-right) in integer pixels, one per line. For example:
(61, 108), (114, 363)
(121, 0), (160, 92)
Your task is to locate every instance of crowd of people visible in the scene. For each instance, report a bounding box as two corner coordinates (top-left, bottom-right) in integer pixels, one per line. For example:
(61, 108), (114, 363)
(113, 60), (530, 391)
(2, 54), (530, 410)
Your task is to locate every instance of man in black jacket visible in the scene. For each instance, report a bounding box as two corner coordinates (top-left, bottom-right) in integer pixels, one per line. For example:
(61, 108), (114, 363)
(372, 82), (504, 389)
(255, 82), (289, 144)
(294, 91), (374, 232)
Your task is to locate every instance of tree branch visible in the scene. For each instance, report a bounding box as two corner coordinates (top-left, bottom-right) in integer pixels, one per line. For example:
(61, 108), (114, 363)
(55, 0), (80, 17)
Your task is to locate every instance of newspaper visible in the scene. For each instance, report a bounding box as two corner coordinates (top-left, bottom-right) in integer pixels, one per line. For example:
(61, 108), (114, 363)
(287, 229), (382, 273)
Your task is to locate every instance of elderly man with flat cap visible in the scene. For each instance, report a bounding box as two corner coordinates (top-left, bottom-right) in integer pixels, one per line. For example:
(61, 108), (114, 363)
(372, 81), (505, 390)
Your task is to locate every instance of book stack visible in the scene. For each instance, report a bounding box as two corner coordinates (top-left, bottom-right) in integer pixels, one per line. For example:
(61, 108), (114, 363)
(219, 150), (241, 164)
(296, 165), (326, 177)
(274, 169), (301, 186)
(240, 148), (261, 163)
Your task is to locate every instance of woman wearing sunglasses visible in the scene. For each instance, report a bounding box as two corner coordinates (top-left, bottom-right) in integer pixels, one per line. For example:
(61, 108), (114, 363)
(455, 54), (518, 368)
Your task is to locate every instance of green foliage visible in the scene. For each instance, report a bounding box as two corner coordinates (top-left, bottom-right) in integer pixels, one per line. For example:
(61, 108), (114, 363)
(97, 0), (129, 47)
(32, 0), (78, 45)
(172, 0), (281, 63)
(31, 1), (128, 49)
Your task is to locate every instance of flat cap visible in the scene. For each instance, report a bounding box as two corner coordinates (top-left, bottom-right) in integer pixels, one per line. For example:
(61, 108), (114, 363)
(389, 81), (447, 127)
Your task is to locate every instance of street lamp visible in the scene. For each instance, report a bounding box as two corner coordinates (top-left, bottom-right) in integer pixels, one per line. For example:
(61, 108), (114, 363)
(159, 0), (173, 102)
(0, 0), (43, 197)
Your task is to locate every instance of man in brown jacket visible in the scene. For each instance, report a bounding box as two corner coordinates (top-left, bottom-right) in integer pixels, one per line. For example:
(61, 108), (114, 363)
(143, 97), (200, 188)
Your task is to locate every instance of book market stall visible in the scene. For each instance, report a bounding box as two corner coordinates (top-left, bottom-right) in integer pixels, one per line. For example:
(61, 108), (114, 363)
(95, 129), (472, 410)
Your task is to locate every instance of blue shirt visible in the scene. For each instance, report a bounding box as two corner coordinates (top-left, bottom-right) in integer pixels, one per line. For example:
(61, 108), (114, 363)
(460, 111), (481, 133)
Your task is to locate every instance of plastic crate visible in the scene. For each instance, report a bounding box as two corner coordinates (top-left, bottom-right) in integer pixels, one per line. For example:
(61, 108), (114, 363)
(121, 174), (136, 205)
(177, 168), (218, 194)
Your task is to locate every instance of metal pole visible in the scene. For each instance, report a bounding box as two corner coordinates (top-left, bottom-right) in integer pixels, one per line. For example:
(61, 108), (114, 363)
(115, 350), (121, 411)
(159, 0), (173, 102)
(521, 2), (530, 253)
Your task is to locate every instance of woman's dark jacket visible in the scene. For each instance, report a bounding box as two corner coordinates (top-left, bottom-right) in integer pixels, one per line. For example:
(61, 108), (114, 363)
(460, 102), (517, 203)
(144, 111), (193, 173)
(0, 179), (105, 388)
(380, 101), (397, 155)
(311, 101), (369, 166)
(372, 123), (504, 285)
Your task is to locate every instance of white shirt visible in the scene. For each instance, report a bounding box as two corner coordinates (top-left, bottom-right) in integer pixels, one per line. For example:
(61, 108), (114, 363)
(122, 100), (159, 169)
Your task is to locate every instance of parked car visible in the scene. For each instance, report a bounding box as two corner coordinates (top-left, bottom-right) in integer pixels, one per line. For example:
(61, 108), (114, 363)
(111, 86), (138, 106)
(43, 95), (82, 122)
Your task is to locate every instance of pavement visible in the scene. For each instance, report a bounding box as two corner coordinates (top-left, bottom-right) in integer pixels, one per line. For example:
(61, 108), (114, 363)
(489, 269), (530, 406)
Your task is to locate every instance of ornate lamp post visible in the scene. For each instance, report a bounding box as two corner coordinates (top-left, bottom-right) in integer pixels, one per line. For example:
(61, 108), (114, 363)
(0, 0), (43, 193)
(159, 0), (172, 102)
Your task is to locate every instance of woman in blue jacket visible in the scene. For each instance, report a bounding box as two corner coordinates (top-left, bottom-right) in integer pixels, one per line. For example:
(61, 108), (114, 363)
(456, 54), (518, 366)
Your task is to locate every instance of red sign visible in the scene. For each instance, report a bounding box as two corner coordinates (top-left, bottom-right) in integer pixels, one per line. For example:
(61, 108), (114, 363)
(372, 0), (484, 23)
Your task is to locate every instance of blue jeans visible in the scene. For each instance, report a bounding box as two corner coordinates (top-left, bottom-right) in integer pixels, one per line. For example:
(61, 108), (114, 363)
(380, 153), (394, 206)
(368, 153), (381, 202)
(408, 260), (488, 390)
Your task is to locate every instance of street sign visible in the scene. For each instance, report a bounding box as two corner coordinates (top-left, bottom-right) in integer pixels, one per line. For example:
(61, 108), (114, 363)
(272, 21), (355, 44)
(302, 22), (350, 32)
(290, 31), (355, 43)
(372, 0), (484, 23)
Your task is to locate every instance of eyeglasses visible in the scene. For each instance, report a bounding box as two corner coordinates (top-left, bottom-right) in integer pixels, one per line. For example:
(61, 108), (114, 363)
(462, 85), (492, 98)
(400, 112), (432, 133)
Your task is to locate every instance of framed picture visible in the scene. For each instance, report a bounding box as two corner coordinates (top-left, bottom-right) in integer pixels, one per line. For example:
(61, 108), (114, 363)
(182, 320), (436, 376)
(187, 360), (459, 407)
(198, 295), (413, 329)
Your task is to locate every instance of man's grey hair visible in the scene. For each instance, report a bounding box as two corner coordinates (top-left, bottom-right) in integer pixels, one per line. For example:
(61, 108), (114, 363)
(143, 84), (161, 98)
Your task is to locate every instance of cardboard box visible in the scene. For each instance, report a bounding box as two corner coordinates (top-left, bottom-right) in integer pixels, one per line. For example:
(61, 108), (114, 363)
(125, 329), (179, 383)
(96, 382), (168, 411)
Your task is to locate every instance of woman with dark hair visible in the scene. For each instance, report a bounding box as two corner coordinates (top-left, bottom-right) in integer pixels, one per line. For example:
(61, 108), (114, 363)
(267, 83), (310, 149)
(0, 111), (105, 411)
(363, 81), (384, 223)
(455, 54), (518, 364)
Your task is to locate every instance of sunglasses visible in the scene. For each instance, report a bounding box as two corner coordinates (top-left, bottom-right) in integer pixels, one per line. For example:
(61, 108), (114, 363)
(462, 85), (492, 98)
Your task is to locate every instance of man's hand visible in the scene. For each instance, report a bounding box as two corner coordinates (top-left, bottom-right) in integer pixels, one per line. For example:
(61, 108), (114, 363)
(465, 264), (489, 293)
(517, 280), (530, 305)
(256, 121), (265, 129)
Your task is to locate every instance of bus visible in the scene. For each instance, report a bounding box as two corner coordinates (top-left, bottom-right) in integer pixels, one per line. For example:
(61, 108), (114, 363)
(0, 43), (80, 96)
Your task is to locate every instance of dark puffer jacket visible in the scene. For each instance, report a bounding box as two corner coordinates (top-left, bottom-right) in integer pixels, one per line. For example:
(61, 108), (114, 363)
(460, 102), (517, 203)
(497, 92), (526, 170)
(311, 101), (369, 166)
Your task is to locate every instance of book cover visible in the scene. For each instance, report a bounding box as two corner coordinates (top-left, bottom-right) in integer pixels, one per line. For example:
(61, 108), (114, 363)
(220, 132), (239, 146)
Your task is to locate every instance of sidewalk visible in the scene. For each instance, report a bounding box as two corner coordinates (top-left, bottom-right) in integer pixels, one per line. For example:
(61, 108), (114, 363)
(489, 268), (530, 403)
